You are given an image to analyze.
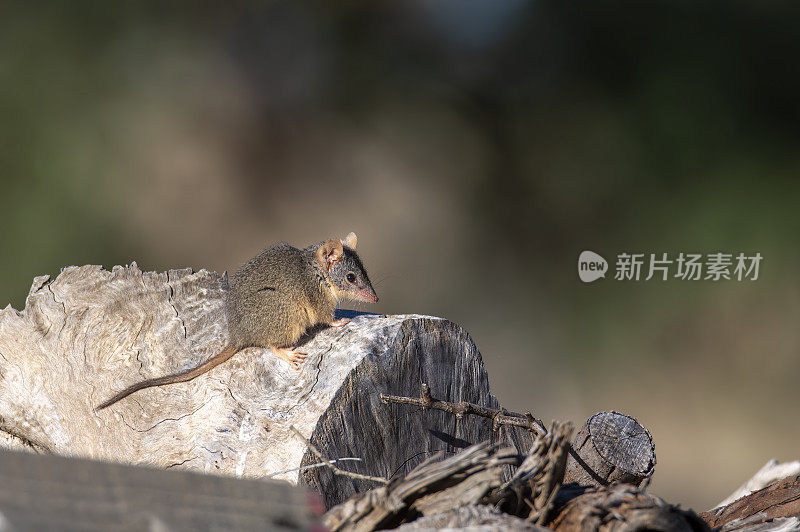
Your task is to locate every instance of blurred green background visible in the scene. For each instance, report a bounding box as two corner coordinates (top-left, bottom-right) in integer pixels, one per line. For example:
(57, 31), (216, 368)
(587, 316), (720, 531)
(2, 1), (799, 510)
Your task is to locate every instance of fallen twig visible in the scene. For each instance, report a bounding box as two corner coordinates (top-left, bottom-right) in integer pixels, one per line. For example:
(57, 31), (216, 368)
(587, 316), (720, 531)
(289, 425), (388, 485)
(263, 457), (365, 478)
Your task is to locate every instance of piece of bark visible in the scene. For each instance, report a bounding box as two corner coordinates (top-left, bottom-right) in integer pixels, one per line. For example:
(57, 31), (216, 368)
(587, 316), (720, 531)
(564, 411), (655, 488)
(700, 475), (800, 530)
(390, 505), (550, 531)
(549, 483), (710, 532)
(323, 441), (519, 532)
(714, 460), (800, 510)
(0, 264), (530, 504)
(326, 425), (580, 532)
(488, 420), (574, 524)
(712, 513), (800, 532)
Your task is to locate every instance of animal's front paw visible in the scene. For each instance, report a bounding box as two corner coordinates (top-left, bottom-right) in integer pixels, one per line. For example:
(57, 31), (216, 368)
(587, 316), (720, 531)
(272, 347), (308, 369)
(330, 318), (351, 328)
(286, 349), (308, 369)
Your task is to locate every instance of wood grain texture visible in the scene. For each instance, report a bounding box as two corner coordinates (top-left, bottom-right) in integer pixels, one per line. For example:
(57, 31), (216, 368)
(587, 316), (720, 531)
(714, 460), (800, 510)
(392, 505), (549, 531)
(0, 447), (320, 531)
(564, 411), (655, 488)
(701, 475), (800, 530)
(322, 441), (520, 532)
(550, 484), (710, 532)
(0, 264), (529, 499)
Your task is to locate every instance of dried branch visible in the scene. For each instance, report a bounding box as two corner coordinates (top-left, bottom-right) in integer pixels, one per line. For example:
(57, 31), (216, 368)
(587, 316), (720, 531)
(380, 383), (547, 436)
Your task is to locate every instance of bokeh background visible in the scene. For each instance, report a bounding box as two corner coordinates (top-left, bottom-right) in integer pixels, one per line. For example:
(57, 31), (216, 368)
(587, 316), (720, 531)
(2, 1), (799, 510)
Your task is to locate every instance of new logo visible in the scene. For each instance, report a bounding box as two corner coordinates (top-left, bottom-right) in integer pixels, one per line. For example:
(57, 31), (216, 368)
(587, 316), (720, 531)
(578, 251), (608, 283)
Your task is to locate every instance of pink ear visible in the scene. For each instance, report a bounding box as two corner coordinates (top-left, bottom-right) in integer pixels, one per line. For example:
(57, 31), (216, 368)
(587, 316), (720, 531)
(317, 239), (344, 270)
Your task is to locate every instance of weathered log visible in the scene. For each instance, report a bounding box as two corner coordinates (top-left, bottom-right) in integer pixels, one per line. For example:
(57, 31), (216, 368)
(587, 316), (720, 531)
(298, 321), (533, 508)
(564, 411), (655, 488)
(0, 447), (321, 531)
(0, 264), (531, 508)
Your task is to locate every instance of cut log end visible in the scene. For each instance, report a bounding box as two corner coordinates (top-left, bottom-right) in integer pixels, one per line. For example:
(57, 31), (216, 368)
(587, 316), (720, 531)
(565, 411), (655, 488)
(299, 318), (534, 509)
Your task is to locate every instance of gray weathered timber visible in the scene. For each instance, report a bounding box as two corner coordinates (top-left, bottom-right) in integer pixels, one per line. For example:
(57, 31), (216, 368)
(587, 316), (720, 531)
(0, 447), (319, 531)
(0, 264), (530, 506)
(301, 318), (533, 507)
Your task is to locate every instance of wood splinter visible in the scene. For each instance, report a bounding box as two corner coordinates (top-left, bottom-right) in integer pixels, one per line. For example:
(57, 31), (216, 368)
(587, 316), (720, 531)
(380, 383), (547, 436)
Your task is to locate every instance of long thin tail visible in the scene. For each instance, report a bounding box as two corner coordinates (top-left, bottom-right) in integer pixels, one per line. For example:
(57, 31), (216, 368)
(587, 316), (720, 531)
(95, 345), (239, 410)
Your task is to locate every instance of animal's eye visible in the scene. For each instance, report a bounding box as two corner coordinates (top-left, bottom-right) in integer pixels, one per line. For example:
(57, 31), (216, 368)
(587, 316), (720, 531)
(346, 272), (356, 283)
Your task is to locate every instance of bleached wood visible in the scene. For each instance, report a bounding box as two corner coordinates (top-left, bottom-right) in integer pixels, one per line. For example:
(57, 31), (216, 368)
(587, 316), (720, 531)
(714, 460), (800, 510)
(701, 475), (800, 530)
(0, 264), (529, 505)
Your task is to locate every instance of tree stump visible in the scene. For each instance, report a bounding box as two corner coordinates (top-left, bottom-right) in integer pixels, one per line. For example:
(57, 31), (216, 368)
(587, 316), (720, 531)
(0, 264), (532, 508)
(564, 411), (655, 488)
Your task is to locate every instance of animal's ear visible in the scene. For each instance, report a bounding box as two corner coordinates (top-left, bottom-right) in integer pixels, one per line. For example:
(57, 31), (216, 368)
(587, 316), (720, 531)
(317, 239), (344, 270)
(341, 232), (357, 250)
